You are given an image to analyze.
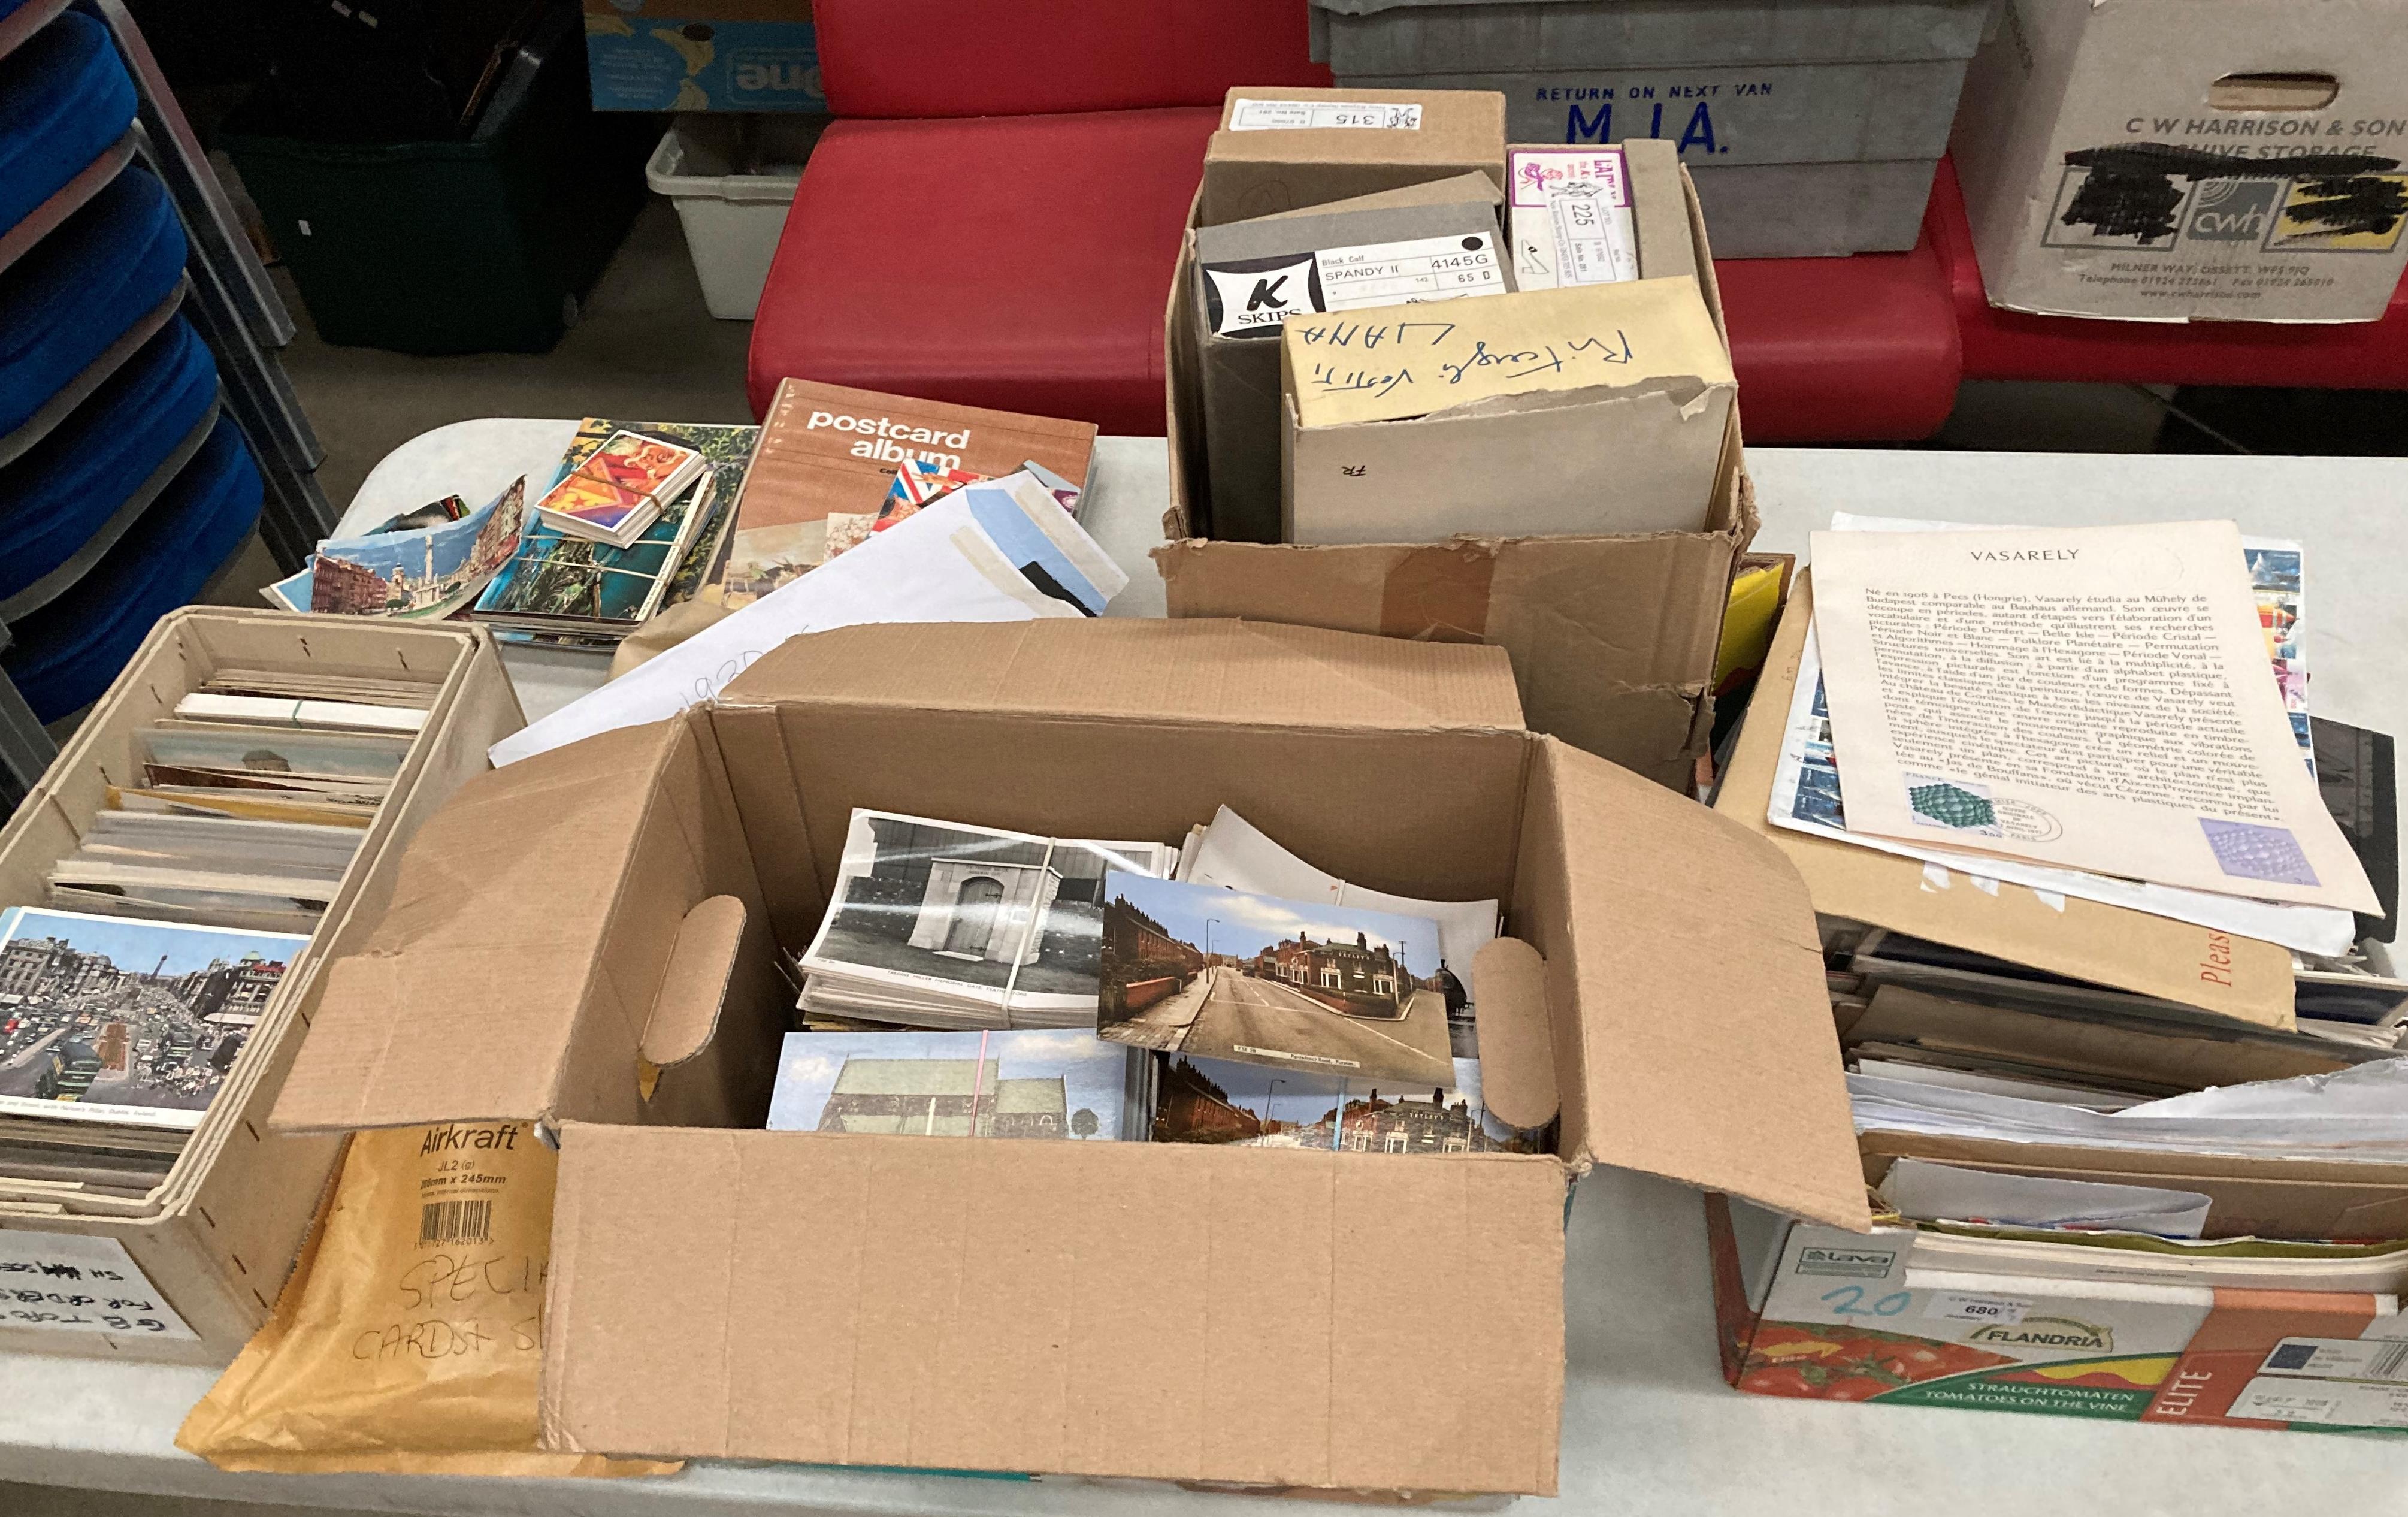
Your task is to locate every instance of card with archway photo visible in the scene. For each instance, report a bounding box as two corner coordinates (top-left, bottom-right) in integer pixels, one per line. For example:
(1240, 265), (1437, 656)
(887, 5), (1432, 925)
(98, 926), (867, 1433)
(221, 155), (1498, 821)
(797, 810), (1179, 1029)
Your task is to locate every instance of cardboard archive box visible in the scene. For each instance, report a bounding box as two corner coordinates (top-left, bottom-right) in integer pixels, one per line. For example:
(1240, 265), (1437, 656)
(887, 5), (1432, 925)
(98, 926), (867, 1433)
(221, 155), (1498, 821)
(1198, 87), (1508, 227)
(1307, 0), (1996, 257)
(1952, 0), (2408, 321)
(1164, 135), (1754, 793)
(1191, 172), (1512, 545)
(272, 618), (1868, 1496)
(0, 611), (522, 1363)
(1278, 274), (1736, 543)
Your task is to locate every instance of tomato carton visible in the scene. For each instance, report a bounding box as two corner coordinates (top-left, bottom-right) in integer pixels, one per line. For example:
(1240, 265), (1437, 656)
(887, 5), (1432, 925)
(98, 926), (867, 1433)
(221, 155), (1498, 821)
(1710, 1196), (2408, 1431)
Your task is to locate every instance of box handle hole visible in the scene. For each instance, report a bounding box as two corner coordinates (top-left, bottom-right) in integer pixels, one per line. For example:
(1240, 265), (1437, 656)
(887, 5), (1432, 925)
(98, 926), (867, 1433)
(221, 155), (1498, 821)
(2209, 72), (2339, 111)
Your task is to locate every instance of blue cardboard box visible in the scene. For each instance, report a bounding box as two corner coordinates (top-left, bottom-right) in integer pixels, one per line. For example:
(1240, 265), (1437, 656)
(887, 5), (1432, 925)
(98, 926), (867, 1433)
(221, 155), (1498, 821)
(583, 0), (824, 112)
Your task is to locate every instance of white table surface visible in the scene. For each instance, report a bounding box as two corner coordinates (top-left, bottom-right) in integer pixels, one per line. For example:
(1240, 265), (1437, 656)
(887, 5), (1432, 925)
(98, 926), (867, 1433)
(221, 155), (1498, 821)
(8, 439), (2406, 1515)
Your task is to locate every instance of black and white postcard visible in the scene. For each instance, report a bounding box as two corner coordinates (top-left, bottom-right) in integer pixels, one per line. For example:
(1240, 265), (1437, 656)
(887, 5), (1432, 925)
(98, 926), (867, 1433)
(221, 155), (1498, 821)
(798, 811), (1177, 1028)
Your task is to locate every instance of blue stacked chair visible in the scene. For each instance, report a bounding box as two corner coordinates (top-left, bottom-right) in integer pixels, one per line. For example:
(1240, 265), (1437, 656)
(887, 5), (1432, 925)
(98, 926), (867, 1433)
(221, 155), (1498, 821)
(0, 6), (266, 727)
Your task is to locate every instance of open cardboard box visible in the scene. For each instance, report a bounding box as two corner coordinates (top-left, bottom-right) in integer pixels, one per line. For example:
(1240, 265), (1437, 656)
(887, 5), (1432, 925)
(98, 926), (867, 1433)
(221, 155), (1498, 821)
(273, 618), (1865, 1495)
(0, 611), (521, 1361)
(1160, 137), (1756, 794)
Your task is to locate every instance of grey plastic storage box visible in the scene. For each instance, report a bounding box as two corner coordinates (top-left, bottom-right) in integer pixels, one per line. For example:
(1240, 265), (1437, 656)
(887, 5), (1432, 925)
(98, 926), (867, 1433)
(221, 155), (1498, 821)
(1309, 0), (1995, 256)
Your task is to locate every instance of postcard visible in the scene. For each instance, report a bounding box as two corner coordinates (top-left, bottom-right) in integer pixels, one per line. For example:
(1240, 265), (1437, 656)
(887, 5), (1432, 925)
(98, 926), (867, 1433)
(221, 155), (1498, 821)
(474, 475), (715, 633)
(1181, 807), (1492, 1058)
(308, 478), (527, 620)
(1152, 1053), (1530, 1153)
(134, 724), (410, 784)
(0, 908), (311, 1130)
(530, 429), (703, 540)
(1095, 873), (1454, 1087)
(765, 1029), (1144, 1141)
(548, 417), (757, 608)
(798, 811), (1177, 1025)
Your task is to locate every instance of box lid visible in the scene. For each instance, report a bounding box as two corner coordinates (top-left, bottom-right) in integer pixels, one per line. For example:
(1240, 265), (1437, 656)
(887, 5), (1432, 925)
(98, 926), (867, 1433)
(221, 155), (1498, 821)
(540, 1125), (1569, 1492)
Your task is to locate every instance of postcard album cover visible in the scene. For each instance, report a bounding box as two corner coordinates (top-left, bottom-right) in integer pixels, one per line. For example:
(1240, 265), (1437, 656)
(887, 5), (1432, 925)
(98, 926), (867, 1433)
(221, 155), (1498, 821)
(1095, 873), (1454, 1088)
(0, 908), (311, 1130)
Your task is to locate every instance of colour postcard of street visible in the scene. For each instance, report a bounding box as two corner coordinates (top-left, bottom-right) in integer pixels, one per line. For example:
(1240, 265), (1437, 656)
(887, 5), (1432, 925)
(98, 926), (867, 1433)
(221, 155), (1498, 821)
(0, 907), (310, 1128)
(1152, 1052), (1533, 1153)
(1095, 872), (1453, 1087)
(764, 1029), (1144, 1141)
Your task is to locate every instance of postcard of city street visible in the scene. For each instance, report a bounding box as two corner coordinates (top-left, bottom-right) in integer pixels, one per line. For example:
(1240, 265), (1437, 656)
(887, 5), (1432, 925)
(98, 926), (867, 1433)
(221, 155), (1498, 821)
(0, 910), (307, 1128)
(1096, 872), (1453, 1088)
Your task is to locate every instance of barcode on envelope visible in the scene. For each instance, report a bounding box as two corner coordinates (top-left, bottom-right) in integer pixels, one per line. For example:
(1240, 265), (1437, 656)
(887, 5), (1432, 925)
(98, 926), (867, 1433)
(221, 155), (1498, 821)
(418, 1199), (492, 1247)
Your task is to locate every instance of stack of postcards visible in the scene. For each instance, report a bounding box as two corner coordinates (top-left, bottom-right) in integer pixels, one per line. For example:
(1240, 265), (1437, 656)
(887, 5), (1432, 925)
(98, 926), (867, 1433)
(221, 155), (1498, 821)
(794, 809), (1179, 1031)
(1, 670), (438, 1199)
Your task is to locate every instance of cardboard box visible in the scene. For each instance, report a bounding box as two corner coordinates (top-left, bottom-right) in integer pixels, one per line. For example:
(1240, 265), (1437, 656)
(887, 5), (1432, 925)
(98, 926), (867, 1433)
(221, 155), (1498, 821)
(0, 611), (522, 1362)
(271, 618), (1866, 1495)
(1279, 275), (1735, 543)
(1715, 575), (2300, 1026)
(1163, 141), (1751, 790)
(1199, 87), (1508, 226)
(582, 0), (824, 113)
(1194, 174), (1510, 542)
(1951, 0), (2408, 321)
(1709, 1195), (2408, 1430)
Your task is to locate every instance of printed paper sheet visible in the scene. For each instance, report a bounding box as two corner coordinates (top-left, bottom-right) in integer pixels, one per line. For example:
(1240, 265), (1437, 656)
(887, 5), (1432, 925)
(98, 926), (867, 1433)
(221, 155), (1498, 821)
(1808, 521), (2377, 912)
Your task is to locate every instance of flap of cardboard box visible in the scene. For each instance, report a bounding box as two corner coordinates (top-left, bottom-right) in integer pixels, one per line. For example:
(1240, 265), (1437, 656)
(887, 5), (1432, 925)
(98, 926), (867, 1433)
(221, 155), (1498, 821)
(718, 617), (1527, 734)
(1716, 575), (2298, 1029)
(540, 1123), (1568, 1492)
(271, 714), (767, 1135)
(1533, 739), (1868, 1229)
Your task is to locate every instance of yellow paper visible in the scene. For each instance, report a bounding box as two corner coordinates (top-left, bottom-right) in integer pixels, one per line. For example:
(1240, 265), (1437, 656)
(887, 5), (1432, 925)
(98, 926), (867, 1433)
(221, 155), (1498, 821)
(177, 1123), (676, 1477)
(1281, 276), (1732, 428)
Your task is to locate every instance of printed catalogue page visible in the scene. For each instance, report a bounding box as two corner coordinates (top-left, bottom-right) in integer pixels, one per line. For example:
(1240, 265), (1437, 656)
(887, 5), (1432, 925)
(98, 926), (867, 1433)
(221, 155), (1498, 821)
(1807, 519), (2378, 912)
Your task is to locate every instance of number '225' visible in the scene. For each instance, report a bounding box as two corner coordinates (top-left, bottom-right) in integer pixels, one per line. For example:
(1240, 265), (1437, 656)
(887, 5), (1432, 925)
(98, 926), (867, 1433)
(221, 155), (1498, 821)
(1821, 1285), (1910, 1317)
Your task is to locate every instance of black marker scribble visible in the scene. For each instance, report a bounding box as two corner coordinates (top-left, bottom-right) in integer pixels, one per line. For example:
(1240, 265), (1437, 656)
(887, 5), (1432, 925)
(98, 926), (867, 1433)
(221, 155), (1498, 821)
(2059, 143), (2403, 244)
(2282, 174), (2408, 241)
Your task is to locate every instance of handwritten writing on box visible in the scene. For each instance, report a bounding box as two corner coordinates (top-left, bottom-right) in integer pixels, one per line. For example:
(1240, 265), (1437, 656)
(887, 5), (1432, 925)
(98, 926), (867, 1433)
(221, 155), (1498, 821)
(0, 1230), (195, 1340)
(1283, 277), (1731, 429)
(1295, 318), (1635, 408)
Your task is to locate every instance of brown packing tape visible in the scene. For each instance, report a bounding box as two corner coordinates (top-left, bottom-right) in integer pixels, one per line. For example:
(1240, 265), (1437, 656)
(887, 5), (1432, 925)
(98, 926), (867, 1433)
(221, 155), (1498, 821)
(1473, 938), (1557, 1129)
